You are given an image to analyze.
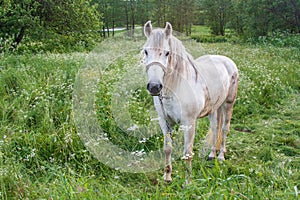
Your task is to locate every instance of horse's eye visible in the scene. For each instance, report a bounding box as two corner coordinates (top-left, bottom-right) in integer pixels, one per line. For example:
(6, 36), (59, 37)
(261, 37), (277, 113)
(165, 51), (170, 57)
(144, 50), (148, 56)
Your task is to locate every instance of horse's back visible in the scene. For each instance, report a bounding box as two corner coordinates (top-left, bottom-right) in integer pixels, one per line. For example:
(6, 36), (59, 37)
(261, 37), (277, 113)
(196, 55), (238, 75)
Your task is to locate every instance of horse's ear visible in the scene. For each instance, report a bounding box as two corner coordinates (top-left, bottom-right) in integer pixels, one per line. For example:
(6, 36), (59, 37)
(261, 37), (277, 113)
(144, 21), (152, 38)
(165, 22), (172, 38)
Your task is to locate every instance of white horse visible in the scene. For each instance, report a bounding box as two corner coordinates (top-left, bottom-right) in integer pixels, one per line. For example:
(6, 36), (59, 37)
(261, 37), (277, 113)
(143, 21), (238, 182)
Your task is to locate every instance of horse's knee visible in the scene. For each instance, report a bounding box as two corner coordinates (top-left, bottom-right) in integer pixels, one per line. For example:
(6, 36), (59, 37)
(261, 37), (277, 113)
(164, 132), (172, 153)
(164, 145), (172, 155)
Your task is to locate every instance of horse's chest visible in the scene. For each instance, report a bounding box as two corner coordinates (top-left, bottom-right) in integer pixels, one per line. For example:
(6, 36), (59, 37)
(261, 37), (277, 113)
(163, 99), (181, 123)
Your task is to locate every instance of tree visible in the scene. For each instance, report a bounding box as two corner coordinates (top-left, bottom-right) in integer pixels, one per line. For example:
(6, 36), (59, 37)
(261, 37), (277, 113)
(228, 0), (247, 35)
(265, 0), (300, 33)
(96, 0), (113, 37)
(228, 0), (300, 38)
(200, 0), (232, 36)
(0, 0), (101, 51)
(91, 0), (199, 36)
(0, 0), (40, 50)
(38, 0), (101, 36)
(150, 0), (197, 35)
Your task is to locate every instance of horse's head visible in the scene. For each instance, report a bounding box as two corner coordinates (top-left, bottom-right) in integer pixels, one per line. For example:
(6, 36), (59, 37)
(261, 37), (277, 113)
(143, 21), (172, 96)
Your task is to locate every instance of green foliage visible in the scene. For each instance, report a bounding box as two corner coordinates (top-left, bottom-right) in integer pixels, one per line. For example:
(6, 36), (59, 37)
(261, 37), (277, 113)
(0, 0), (40, 51)
(257, 32), (300, 48)
(200, 0), (232, 36)
(198, 0), (299, 40)
(0, 0), (102, 53)
(228, 0), (300, 39)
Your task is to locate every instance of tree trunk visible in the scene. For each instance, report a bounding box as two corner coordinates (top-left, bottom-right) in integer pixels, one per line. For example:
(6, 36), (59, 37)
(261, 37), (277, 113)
(112, 20), (115, 37)
(125, 3), (129, 30)
(11, 27), (26, 50)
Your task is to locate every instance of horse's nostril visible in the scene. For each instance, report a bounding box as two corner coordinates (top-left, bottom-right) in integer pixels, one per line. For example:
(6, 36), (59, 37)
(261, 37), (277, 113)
(158, 83), (162, 90)
(147, 82), (162, 95)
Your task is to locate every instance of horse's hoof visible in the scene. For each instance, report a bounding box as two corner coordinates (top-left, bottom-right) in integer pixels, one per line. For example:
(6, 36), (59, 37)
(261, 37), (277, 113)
(163, 174), (172, 183)
(218, 157), (225, 162)
(218, 153), (226, 161)
(207, 156), (215, 161)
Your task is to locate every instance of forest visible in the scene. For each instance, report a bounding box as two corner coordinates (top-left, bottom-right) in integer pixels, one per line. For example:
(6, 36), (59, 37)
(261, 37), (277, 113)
(1, 0), (299, 52)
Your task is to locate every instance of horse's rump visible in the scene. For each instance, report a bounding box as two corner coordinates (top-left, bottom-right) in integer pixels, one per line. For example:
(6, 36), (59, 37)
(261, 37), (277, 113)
(195, 55), (238, 116)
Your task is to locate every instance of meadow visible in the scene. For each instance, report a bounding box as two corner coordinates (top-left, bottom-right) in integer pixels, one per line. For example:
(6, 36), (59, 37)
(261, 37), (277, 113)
(0, 33), (299, 199)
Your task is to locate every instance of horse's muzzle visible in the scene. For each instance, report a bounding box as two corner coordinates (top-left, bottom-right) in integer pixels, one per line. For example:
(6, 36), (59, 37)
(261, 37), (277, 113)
(147, 82), (162, 96)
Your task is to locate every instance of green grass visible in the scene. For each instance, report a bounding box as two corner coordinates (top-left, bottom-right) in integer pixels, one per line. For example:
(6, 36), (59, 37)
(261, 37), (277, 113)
(191, 26), (211, 35)
(0, 38), (299, 199)
(191, 25), (238, 43)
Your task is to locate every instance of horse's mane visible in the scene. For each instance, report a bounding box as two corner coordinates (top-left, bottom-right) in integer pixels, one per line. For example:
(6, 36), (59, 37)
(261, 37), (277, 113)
(165, 34), (198, 93)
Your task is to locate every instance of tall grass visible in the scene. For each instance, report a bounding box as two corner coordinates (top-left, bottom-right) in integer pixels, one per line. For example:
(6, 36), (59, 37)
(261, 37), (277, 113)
(0, 39), (299, 199)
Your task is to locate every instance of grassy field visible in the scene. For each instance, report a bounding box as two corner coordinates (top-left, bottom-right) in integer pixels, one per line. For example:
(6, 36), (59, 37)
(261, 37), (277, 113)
(0, 35), (299, 199)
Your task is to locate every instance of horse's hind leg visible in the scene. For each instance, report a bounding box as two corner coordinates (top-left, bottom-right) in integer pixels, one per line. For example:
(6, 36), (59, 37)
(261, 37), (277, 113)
(218, 72), (238, 160)
(218, 102), (234, 161)
(208, 109), (222, 160)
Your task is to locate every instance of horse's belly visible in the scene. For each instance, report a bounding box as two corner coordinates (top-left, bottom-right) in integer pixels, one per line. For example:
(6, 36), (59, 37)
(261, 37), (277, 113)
(197, 90), (228, 118)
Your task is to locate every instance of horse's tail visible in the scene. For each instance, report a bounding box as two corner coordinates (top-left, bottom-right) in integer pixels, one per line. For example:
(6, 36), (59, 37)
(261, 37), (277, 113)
(199, 111), (223, 158)
(203, 112), (223, 154)
(216, 111), (223, 151)
(207, 126), (223, 150)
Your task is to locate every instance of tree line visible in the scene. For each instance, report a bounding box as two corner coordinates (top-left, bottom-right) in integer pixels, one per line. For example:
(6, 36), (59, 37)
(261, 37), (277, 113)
(1, 0), (299, 52)
(98, 0), (299, 37)
(95, 0), (197, 37)
(201, 0), (300, 37)
(0, 0), (101, 52)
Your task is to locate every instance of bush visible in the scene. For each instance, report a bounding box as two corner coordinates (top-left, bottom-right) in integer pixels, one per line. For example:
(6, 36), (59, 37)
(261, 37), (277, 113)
(255, 32), (300, 48)
(14, 31), (102, 54)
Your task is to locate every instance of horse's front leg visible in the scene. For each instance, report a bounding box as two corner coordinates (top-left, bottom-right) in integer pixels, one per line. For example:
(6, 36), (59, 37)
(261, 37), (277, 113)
(164, 131), (172, 182)
(159, 118), (172, 182)
(154, 97), (173, 182)
(181, 121), (196, 183)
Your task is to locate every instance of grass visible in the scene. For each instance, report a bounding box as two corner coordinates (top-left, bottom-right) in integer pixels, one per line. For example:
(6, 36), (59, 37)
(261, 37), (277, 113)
(191, 26), (211, 35)
(0, 35), (299, 199)
(190, 25), (238, 43)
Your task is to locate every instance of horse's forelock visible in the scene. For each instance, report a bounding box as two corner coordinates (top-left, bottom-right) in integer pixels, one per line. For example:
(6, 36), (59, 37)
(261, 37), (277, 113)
(145, 29), (167, 49)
